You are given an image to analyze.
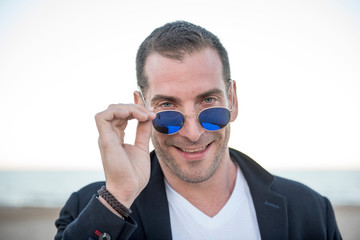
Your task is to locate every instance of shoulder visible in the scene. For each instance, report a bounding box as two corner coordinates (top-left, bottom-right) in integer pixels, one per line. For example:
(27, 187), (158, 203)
(230, 148), (331, 213)
(271, 175), (331, 218)
(230, 148), (326, 204)
(271, 175), (331, 210)
(272, 175), (322, 200)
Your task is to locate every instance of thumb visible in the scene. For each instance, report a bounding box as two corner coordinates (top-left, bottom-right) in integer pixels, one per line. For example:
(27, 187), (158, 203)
(134, 119), (153, 152)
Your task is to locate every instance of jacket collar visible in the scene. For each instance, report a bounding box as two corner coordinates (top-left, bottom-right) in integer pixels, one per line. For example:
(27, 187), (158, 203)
(135, 149), (289, 240)
(230, 148), (289, 240)
(134, 151), (172, 240)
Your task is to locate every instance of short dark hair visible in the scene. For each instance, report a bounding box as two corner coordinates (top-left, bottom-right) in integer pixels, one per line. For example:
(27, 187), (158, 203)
(136, 21), (231, 97)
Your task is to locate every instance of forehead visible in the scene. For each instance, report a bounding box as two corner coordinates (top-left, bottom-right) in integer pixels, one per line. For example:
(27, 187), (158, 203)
(144, 48), (226, 100)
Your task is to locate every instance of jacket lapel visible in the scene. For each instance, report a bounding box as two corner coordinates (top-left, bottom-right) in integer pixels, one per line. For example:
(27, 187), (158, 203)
(134, 149), (289, 240)
(230, 149), (289, 240)
(134, 152), (172, 240)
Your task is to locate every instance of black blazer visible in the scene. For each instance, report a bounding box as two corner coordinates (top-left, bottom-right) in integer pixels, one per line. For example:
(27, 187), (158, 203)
(55, 149), (342, 240)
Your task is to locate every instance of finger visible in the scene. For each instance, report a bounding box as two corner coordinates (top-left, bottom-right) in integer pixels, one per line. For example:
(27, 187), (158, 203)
(95, 109), (126, 137)
(108, 104), (155, 122)
(95, 105), (153, 136)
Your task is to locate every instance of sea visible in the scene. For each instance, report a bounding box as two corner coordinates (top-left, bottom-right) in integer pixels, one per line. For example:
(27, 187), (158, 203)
(0, 170), (359, 208)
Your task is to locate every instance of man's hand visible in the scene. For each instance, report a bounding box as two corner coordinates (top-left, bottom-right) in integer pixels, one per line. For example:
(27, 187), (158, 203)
(95, 104), (156, 210)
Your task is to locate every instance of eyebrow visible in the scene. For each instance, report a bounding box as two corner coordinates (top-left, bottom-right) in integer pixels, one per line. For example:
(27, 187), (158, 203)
(150, 95), (181, 105)
(150, 88), (225, 105)
(195, 88), (224, 102)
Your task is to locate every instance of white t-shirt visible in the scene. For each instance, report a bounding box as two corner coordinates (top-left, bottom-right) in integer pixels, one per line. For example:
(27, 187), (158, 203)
(165, 168), (261, 240)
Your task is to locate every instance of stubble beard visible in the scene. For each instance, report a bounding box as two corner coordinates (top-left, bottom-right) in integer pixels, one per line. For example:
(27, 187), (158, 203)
(152, 127), (230, 183)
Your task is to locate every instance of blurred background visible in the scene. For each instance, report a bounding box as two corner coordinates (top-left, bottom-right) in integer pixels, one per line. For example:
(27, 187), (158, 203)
(0, 0), (359, 239)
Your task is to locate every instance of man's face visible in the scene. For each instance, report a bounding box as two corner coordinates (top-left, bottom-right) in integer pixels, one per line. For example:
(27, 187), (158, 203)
(143, 48), (237, 183)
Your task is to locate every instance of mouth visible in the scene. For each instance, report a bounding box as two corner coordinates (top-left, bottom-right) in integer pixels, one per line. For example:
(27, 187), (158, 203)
(174, 142), (212, 161)
(177, 145), (208, 153)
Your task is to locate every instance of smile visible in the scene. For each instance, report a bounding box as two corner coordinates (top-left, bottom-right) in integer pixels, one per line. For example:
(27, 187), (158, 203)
(177, 144), (210, 153)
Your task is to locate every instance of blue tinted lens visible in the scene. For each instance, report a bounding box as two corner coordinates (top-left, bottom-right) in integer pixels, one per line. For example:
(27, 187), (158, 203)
(152, 111), (184, 134)
(199, 108), (231, 131)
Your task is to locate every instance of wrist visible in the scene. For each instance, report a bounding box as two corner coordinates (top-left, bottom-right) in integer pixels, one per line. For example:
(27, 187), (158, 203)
(105, 184), (136, 209)
(97, 185), (132, 218)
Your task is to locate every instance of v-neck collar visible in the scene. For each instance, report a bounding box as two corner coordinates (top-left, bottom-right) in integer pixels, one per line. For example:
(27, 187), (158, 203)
(164, 167), (245, 227)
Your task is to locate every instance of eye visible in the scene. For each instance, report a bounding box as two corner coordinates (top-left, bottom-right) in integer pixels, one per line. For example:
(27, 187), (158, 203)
(203, 97), (215, 104)
(160, 102), (173, 108)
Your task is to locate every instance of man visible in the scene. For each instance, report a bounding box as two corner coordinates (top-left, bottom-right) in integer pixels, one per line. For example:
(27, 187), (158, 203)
(55, 21), (341, 240)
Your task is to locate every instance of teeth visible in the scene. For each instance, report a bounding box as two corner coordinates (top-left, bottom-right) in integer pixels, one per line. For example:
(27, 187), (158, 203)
(179, 145), (207, 153)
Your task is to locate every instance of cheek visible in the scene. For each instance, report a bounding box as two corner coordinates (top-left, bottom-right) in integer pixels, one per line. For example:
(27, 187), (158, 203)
(215, 125), (230, 147)
(225, 125), (231, 142)
(150, 132), (158, 145)
(151, 131), (166, 148)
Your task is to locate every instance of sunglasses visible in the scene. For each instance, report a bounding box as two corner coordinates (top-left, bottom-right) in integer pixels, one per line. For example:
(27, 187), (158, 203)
(152, 107), (231, 135)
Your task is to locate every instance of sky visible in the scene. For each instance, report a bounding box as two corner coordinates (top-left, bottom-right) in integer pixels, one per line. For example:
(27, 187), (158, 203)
(0, 0), (359, 171)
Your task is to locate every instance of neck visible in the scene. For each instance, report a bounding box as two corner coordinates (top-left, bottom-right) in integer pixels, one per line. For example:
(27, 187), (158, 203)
(163, 153), (238, 217)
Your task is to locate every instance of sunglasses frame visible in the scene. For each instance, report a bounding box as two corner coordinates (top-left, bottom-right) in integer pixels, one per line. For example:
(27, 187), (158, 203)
(153, 106), (232, 135)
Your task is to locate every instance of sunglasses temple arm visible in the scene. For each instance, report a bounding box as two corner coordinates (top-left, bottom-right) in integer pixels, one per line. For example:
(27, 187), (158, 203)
(137, 85), (148, 107)
(229, 79), (234, 111)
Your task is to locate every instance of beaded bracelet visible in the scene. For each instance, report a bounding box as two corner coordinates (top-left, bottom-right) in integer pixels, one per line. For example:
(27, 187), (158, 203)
(97, 185), (132, 218)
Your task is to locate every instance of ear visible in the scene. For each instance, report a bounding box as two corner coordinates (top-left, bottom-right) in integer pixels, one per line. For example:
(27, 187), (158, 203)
(229, 80), (238, 122)
(134, 91), (145, 105)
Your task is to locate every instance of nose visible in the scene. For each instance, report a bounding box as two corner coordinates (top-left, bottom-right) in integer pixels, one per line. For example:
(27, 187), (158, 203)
(178, 113), (205, 142)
